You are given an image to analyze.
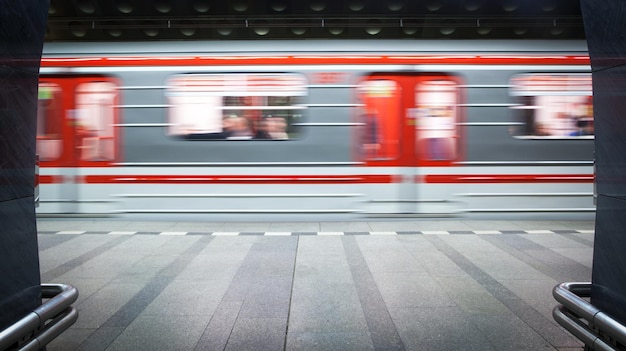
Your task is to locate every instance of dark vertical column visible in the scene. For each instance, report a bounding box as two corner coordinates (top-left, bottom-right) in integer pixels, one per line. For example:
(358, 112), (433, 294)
(0, 1), (49, 331)
(580, 0), (626, 324)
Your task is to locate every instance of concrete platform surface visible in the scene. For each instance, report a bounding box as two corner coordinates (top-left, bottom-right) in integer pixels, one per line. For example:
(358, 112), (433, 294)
(37, 219), (594, 350)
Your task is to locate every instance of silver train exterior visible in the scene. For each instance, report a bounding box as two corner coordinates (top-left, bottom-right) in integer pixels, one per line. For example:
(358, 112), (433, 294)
(36, 39), (595, 220)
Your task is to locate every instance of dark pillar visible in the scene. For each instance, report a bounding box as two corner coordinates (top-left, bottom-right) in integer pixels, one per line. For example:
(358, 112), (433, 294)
(0, 1), (49, 330)
(580, 0), (626, 324)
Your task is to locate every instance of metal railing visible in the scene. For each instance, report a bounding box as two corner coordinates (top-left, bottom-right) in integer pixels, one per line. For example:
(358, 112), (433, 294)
(553, 282), (626, 351)
(0, 284), (78, 351)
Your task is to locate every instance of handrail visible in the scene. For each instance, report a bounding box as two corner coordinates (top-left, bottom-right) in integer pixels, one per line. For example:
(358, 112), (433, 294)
(553, 306), (615, 351)
(0, 284), (79, 351)
(553, 282), (626, 351)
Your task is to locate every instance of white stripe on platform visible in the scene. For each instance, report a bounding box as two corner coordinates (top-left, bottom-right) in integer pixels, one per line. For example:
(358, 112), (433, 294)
(422, 231), (450, 235)
(526, 230), (554, 234)
(43, 229), (594, 236)
(474, 230), (502, 235)
(370, 231), (397, 235)
(264, 232), (292, 236)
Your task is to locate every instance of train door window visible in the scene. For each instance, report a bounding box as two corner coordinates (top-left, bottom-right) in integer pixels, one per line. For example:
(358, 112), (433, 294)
(167, 73), (307, 141)
(356, 80), (401, 160)
(509, 74), (593, 139)
(415, 79), (459, 161)
(75, 81), (118, 161)
(37, 83), (63, 161)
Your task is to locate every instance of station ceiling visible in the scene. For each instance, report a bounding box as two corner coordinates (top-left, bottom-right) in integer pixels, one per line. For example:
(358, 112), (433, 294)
(46, 0), (585, 41)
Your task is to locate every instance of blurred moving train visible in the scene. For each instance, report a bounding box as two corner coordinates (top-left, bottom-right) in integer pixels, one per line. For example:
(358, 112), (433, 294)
(36, 39), (595, 220)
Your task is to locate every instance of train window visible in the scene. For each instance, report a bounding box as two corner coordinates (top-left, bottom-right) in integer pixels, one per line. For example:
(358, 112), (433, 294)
(75, 82), (118, 161)
(37, 83), (63, 161)
(509, 74), (593, 139)
(167, 74), (306, 141)
(415, 80), (459, 161)
(356, 80), (401, 160)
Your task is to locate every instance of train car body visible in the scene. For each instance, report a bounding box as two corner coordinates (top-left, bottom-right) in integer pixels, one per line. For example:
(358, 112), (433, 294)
(36, 39), (595, 220)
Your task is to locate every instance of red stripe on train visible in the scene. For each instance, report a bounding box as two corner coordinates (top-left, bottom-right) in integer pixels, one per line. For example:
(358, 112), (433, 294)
(39, 174), (594, 184)
(39, 175), (64, 184)
(40, 55), (591, 67)
(82, 174), (396, 184)
(423, 174), (594, 183)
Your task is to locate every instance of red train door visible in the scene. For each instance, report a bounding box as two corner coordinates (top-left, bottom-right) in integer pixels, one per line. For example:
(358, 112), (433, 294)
(358, 74), (463, 214)
(37, 76), (120, 214)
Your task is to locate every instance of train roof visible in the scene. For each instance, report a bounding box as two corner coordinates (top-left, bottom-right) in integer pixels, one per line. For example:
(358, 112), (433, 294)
(42, 39), (589, 56)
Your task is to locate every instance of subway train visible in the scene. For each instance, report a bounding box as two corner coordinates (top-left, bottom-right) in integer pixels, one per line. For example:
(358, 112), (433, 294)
(36, 39), (595, 220)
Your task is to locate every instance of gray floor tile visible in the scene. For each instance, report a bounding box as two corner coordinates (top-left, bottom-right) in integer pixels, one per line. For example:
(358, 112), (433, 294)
(571, 232), (595, 243)
(372, 271), (455, 308)
(440, 235), (547, 280)
(559, 233), (593, 248)
(297, 236), (347, 255)
(59, 236), (173, 280)
(37, 234), (77, 251)
(195, 301), (243, 351)
(402, 248), (468, 277)
(76, 327), (125, 351)
(142, 280), (228, 316)
(225, 317), (288, 351)
(291, 283), (359, 307)
(480, 235), (592, 282)
(395, 234), (440, 253)
(289, 301), (369, 333)
(499, 278), (560, 307)
(552, 248), (594, 268)
(238, 278), (293, 318)
(44, 278), (110, 306)
(176, 238), (256, 281)
(106, 314), (210, 351)
(524, 232), (594, 249)
(73, 282), (146, 329)
(356, 236), (425, 273)
(468, 313), (564, 350)
(390, 306), (497, 351)
(434, 276), (509, 315)
(39, 234), (123, 274)
(286, 332), (375, 351)
(45, 328), (95, 351)
(110, 251), (186, 284)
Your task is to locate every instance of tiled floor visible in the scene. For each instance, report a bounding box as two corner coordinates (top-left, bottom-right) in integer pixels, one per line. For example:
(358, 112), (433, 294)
(38, 219), (594, 351)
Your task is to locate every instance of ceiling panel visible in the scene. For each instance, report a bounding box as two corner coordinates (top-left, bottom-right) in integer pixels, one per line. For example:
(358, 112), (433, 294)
(46, 0), (585, 41)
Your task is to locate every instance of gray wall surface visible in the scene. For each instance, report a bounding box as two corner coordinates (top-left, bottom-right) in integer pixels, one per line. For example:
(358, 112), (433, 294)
(0, 1), (48, 330)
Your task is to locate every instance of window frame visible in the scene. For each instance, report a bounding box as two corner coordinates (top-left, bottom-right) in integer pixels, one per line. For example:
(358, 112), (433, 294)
(509, 73), (594, 140)
(166, 73), (308, 141)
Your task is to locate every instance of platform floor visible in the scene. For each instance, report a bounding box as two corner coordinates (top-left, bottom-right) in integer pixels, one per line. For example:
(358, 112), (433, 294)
(37, 219), (595, 351)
